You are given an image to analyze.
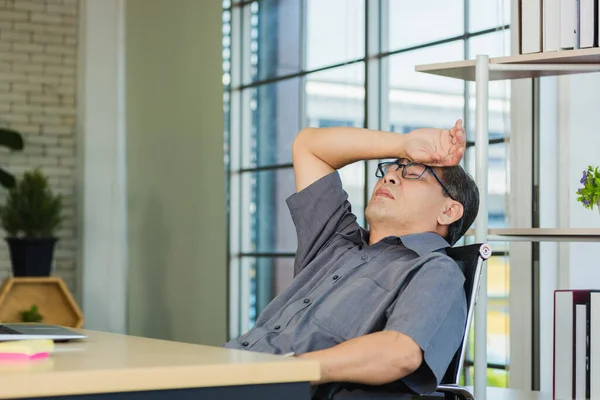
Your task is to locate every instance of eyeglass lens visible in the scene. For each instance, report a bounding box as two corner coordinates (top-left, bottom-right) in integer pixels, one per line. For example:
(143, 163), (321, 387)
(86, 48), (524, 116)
(379, 162), (426, 179)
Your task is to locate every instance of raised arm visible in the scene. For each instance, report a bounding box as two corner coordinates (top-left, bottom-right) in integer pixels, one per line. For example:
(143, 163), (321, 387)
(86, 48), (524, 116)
(291, 120), (466, 192)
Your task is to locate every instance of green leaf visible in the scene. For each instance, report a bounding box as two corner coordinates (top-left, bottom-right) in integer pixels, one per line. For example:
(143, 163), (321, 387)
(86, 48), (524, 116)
(0, 168), (16, 189)
(0, 128), (24, 151)
(0, 168), (62, 238)
(21, 304), (43, 323)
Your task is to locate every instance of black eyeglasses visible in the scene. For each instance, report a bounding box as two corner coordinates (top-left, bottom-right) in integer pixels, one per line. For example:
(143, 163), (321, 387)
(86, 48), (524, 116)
(376, 160), (455, 199)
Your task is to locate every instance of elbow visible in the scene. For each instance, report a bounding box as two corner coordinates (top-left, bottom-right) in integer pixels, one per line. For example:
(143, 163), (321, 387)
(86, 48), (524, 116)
(404, 348), (423, 375)
(293, 127), (313, 147)
(390, 340), (423, 379)
(292, 127), (314, 160)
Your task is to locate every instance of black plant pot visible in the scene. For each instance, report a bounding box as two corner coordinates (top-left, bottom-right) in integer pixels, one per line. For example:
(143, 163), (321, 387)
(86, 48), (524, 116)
(5, 237), (58, 277)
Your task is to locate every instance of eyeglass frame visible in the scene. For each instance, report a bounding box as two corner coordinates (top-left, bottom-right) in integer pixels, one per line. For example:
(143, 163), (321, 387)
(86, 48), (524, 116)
(375, 159), (455, 200)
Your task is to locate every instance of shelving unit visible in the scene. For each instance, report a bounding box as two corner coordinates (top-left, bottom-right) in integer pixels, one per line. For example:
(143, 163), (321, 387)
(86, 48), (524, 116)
(466, 228), (600, 242)
(416, 48), (600, 400)
(416, 47), (600, 81)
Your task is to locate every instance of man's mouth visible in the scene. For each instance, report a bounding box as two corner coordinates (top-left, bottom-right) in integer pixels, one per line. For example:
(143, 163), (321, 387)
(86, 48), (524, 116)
(375, 188), (394, 199)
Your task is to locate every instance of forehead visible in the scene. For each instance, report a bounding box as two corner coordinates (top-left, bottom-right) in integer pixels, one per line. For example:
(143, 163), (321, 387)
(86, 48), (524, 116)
(431, 166), (445, 178)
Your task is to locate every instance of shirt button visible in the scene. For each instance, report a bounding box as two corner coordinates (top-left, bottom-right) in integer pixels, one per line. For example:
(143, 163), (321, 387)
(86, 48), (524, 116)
(333, 275), (339, 280)
(303, 298), (310, 304)
(361, 255), (368, 260)
(242, 341), (249, 346)
(274, 325), (281, 330)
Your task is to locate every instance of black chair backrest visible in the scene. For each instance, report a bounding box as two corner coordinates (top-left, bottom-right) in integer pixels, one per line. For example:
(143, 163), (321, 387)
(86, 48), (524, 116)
(440, 243), (492, 385)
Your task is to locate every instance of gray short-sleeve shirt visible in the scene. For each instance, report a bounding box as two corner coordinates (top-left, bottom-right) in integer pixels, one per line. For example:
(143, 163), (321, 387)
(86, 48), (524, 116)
(223, 171), (467, 396)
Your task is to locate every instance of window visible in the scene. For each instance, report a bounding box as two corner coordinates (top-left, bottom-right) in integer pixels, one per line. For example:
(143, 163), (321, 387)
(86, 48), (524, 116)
(224, 0), (511, 386)
(317, 119), (355, 128)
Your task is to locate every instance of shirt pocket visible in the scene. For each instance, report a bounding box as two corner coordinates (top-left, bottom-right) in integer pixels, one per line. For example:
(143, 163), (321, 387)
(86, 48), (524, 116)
(235, 327), (268, 348)
(312, 277), (389, 341)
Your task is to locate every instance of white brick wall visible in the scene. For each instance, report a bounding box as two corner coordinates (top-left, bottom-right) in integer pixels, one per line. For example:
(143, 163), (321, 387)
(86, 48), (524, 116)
(0, 0), (78, 293)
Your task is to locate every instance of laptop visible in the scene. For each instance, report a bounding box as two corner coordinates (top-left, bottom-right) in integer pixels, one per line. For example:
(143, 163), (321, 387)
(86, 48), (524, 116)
(0, 324), (87, 341)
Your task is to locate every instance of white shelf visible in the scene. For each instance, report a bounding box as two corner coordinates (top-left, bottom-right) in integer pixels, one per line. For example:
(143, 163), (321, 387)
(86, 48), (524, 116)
(415, 48), (600, 81)
(416, 48), (600, 400)
(465, 228), (600, 242)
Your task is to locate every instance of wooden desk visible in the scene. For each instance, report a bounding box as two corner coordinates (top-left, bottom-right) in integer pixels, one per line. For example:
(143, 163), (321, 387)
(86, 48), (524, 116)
(0, 329), (320, 399)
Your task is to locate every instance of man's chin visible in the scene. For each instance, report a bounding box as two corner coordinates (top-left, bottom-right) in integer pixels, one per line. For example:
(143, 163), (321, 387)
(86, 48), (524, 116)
(365, 205), (388, 222)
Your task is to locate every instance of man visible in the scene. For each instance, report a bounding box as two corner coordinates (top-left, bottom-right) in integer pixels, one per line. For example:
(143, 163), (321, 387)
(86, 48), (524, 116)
(224, 120), (480, 399)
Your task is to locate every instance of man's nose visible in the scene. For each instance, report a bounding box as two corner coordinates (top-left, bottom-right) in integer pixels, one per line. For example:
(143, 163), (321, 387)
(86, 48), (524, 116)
(383, 171), (402, 185)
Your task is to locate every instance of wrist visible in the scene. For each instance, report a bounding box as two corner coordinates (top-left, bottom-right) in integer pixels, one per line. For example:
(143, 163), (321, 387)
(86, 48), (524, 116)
(296, 352), (331, 384)
(395, 131), (409, 160)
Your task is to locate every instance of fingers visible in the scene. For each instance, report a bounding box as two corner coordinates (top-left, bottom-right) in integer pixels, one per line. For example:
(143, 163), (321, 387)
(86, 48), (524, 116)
(441, 150), (464, 166)
(448, 119), (466, 157)
(453, 118), (463, 132)
(451, 119), (465, 140)
(453, 147), (465, 163)
(411, 119), (466, 167)
(444, 120), (465, 165)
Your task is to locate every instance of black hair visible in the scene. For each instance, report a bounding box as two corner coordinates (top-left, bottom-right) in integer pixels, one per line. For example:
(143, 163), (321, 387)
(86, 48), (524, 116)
(441, 166), (480, 245)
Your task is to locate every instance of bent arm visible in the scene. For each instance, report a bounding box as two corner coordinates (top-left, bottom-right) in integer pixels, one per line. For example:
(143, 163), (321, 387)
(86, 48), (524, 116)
(291, 127), (407, 192)
(296, 330), (422, 386)
(291, 121), (465, 192)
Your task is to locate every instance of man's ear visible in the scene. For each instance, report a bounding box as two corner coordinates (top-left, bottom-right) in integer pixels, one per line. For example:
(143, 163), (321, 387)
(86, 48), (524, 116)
(437, 201), (464, 226)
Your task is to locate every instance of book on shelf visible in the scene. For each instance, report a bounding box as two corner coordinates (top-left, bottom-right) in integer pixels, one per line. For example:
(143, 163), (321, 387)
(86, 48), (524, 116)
(590, 292), (600, 399)
(553, 289), (600, 400)
(545, 0), (561, 51)
(560, 0), (577, 49)
(521, 0), (543, 53)
(579, 0), (598, 48)
(521, 0), (599, 53)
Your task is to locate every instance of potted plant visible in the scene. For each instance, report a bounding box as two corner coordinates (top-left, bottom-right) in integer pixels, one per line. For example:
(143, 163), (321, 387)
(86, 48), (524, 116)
(0, 168), (63, 276)
(21, 304), (43, 323)
(0, 127), (24, 188)
(576, 165), (600, 215)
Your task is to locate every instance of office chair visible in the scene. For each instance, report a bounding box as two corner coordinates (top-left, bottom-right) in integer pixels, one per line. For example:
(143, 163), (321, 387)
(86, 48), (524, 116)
(323, 243), (492, 400)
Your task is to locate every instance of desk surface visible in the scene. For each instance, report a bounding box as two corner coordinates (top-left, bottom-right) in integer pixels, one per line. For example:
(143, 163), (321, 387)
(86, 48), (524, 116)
(0, 329), (320, 399)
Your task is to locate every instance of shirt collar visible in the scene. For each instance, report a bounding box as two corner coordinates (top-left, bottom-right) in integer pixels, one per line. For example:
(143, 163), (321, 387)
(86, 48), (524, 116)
(395, 232), (451, 256)
(337, 228), (368, 247)
(339, 229), (450, 256)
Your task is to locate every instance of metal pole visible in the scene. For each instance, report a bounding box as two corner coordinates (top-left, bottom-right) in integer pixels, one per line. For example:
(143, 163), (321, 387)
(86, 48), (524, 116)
(474, 54), (489, 400)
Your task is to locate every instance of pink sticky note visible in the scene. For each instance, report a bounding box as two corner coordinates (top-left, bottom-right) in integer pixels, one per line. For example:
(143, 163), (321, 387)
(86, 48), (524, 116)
(0, 352), (49, 361)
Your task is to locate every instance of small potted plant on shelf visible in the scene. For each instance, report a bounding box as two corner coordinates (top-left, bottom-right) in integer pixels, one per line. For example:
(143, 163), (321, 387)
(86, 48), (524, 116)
(576, 165), (600, 215)
(21, 304), (43, 323)
(0, 168), (63, 277)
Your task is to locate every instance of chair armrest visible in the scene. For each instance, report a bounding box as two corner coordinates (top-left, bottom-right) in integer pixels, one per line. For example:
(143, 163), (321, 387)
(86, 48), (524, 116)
(434, 384), (475, 400)
(322, 384), (474, 400)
